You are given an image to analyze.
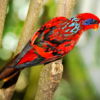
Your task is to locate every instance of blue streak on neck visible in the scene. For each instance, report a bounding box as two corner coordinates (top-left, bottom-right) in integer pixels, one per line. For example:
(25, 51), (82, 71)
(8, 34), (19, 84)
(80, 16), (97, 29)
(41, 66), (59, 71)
(72, 17), (79, 22)
(69, 23), (75, 27)
(62, 23), (69, 29)
(65, 29), (70, 32)
(71, 23), (80, 33)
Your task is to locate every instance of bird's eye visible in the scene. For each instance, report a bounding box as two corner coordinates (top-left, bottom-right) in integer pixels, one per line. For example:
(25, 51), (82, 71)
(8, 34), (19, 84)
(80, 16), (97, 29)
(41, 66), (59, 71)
(93, 19), (98, 24)
(83, 19), (98, 25)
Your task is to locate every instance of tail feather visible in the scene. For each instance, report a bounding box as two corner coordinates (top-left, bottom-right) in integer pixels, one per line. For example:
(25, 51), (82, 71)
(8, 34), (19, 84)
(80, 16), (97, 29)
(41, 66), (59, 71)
(0, 54), (23, 82)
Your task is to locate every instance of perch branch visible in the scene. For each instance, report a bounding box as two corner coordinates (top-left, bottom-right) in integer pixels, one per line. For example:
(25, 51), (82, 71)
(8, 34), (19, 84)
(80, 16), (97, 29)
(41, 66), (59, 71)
(35, 59), (63, 100)
(56, 0), (76, 18)
(15, 0), (44, 55)
(0, 0), (8, 50)
(35, 0), (76, 100)
(0, 0), (43, 100)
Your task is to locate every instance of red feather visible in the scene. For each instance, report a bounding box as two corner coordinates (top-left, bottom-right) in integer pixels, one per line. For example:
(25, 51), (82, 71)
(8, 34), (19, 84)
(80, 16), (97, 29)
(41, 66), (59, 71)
(0, 13), (99, 82)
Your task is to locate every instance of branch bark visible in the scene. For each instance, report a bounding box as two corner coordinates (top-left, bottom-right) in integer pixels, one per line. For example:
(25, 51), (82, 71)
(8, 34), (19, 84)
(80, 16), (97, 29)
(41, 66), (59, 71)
(55, 0), (76, 18)
(0, 0), (43, 100)
(14, 0), (44, 55)
(0, 0), (8, 50)
(35, 59), (63, 100)
(35, 0), (76, 100)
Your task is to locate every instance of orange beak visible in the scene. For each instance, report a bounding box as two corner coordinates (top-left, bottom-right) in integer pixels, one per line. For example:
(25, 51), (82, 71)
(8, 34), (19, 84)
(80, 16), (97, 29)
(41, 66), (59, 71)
(94, 24), (99, 31)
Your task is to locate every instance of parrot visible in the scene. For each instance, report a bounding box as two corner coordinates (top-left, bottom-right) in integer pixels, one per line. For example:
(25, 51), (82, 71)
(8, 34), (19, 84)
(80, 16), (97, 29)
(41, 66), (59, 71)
(0, 13), (99, 83)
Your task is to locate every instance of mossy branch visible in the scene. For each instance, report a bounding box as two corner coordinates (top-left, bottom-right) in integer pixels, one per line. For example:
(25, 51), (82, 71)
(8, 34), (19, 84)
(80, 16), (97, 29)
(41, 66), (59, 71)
(0, 0), (43, 100)
(35, 0), (76, 100)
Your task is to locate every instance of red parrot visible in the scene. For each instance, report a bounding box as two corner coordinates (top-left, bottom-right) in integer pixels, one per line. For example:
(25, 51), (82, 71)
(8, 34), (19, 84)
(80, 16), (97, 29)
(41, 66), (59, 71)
(0, 13), (99, 83)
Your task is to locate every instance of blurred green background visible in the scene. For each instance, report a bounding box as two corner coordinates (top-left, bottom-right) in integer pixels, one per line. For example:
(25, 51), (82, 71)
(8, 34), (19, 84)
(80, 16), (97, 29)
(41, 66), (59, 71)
(0, 0), (100, 100)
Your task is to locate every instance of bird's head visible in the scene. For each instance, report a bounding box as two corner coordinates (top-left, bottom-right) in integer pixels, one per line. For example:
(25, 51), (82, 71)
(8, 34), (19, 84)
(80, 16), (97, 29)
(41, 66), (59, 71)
(76, 13), (100, 31)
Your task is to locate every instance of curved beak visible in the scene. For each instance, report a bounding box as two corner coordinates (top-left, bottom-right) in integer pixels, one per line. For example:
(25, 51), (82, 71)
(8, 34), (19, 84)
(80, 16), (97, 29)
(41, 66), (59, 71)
(94, 24), (99, 31)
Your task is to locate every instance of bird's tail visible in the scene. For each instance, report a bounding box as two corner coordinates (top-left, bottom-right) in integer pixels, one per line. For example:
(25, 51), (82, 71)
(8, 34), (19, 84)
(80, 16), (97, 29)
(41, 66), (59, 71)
(0, 55), (23, 83)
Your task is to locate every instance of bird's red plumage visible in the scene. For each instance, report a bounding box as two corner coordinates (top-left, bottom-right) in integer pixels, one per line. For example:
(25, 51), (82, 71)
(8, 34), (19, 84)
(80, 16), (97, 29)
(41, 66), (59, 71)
(17, 49), (38, 65)
(0, 13), (99, 82)
(14, 13), (100, 67)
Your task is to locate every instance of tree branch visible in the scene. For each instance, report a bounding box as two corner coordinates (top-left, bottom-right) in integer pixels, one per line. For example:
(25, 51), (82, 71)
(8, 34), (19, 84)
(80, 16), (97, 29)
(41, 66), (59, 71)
(56, 0), (76, 18)
(0, 0), (43, 100)
(35, 0), (76, 100)
(15, 0), (44, 55)
(35, 59), (63, 100)
(0, 0), (8, 50)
